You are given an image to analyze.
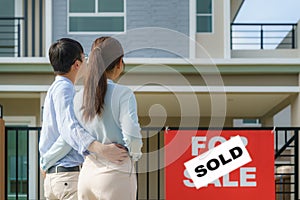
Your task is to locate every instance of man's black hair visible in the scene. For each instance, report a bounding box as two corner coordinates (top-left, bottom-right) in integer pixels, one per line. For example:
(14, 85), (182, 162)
(49, 38), (84, 74)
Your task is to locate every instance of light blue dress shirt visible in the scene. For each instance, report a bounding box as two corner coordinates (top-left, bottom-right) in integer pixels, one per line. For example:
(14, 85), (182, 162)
(40, 79), (143, 170)
(39, 76), (95, 171)
(74, 79), (143, 161)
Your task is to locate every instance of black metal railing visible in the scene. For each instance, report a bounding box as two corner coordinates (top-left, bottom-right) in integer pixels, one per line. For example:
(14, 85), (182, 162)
(0, 0), (45, 57)
(137, 127), (164, 200)
(275, 128), (299, 200)
(4, 126), (300, 200)
(231, 23), (297, 50)
(0, 17), (24, 57)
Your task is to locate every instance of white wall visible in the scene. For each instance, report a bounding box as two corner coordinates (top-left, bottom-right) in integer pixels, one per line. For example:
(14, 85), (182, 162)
(196, 0), (228, 58)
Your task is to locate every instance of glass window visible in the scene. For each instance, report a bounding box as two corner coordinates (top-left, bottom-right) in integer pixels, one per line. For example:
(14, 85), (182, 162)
(68, 0), (125, 33)
(70, 17), (124, 32)
(69, 0), (95, 13)
(197, 16), (212, 32)
(243, 119), (260, 124)
(0, 0), (15, 57)
(197, 0), (212, 14)
(98, 0), (123, 12)
(196, 0), (212, 33)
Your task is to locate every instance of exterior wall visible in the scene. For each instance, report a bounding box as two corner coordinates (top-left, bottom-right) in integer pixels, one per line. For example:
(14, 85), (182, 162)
(0, 73), (54, 85)
(291, 74), (300, 127)
(0, 98), (41, 126)
(52, 0), (189, 58)
(232, 49), (300, 58)
(274, 106), (291, 126)
(195, 0), (228, 58)
(230, 0), (244, 22)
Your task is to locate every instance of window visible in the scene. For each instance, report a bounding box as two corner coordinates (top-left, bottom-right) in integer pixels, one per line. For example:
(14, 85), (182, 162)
(196, 0), (212, 33)
(243, 119), (260, 124)
(68, 0), (125, 33)
(233, 119), (262, 127)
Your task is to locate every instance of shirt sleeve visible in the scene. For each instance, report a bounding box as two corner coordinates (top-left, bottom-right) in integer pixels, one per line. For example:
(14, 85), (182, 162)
(53, 83), (95, 155)
(40, 136), (72, 171)
(119, 88), (143, 161)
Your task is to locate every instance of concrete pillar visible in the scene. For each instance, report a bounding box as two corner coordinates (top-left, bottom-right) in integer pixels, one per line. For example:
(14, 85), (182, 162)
(297, 20), (300, 51)
(291, 93), (300, 200)
(39, 92), (47, 199)
(261, 116), (274, 127)
(290, 73), (300, 126)
(0, 105), (5, 200)
(290, 73), (300, 199)
(291, 97), (300, 127)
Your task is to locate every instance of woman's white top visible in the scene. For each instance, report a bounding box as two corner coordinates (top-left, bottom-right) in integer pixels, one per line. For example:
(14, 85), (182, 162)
(73, 79), (143, 161)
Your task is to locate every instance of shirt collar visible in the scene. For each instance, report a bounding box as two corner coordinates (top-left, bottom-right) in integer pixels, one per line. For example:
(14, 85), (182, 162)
(107, 79), (114, 84)
(55, 75), (73, 84)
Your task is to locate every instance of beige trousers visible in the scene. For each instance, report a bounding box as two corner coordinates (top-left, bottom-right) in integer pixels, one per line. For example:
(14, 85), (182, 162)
(78, 155), (137, 200)
(44, 171), (79, 200)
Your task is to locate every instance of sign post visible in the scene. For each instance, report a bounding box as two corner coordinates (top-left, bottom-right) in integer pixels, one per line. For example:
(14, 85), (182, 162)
(165, 130), (275, 200)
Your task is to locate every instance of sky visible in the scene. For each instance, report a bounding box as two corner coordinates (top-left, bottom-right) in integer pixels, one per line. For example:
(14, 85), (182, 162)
(235, 0), (300, 23)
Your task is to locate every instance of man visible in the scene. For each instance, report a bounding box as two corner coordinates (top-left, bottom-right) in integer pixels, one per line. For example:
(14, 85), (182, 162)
(39, 38), (128, 200)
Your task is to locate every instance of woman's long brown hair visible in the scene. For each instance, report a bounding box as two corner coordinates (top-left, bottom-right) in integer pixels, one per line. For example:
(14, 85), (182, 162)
(82, 37), (123, 122)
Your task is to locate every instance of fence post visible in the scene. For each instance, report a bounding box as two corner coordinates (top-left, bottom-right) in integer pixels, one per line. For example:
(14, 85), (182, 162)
(0, 104), (5, 200)
(260, 25), (264, 49)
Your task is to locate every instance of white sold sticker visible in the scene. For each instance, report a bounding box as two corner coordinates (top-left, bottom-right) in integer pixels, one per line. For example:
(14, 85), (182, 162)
(184, 135), (252, 189)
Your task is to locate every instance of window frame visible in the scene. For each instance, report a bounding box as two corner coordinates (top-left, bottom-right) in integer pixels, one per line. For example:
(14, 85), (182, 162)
(196, 0), (214, 34)
(67, 0), (126, 34)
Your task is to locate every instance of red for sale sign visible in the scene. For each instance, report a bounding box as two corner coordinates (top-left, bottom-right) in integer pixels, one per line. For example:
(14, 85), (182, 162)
(165, 130), (275, 200)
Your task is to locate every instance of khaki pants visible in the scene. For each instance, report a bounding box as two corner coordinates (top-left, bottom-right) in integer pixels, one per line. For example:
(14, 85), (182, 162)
(78, 155), (137, 200)
(44, 171), (79, 200)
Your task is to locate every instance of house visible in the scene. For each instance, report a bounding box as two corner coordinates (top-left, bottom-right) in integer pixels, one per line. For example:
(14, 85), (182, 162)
(0, 0), (299, 199)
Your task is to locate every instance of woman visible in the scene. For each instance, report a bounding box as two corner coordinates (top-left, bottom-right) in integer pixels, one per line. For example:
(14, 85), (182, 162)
(74, 37), (143, 200)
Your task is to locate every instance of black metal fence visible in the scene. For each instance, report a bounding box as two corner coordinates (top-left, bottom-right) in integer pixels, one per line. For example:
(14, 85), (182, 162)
(275, 128), (299, 200)
(231, 23), (297, 50)
(4, 127), (300, 200)
(5, 127), (42, 200)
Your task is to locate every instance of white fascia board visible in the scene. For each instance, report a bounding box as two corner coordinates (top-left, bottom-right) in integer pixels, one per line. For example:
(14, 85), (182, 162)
(2, 85), (297, 93)
(128, 86), (300, 93)
(123, 58), (300, 65)
(0, 85), (300, 93)
(0, 57), (300, 66)
(189, 0), (196, 59)
(0, 85), (50, 92)
(0, 57), (49, 64)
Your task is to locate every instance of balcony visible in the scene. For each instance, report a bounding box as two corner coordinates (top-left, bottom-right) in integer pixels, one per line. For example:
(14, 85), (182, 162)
(0, 17), (24, 57)
(0, 14), (44, 58)
(231, 23), (300, 58)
